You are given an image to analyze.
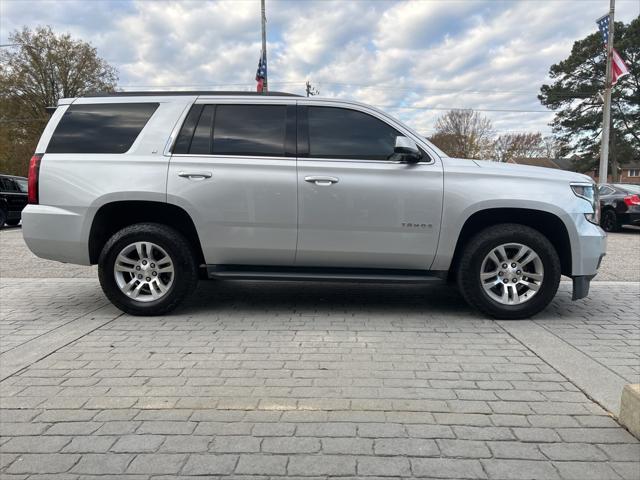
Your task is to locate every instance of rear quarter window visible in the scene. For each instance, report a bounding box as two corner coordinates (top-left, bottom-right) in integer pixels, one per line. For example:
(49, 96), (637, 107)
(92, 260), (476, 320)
(46, 103), (159, 154)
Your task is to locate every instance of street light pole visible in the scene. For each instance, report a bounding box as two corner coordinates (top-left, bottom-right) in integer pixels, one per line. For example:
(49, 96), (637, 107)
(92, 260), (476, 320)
(260, 0), (268, 93)
(598, 0), (615, 185)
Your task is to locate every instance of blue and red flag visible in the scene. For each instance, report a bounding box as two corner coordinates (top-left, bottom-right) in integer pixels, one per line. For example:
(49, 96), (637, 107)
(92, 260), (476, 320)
(596, 14), (630, 86)
(255, 52), (267, 92)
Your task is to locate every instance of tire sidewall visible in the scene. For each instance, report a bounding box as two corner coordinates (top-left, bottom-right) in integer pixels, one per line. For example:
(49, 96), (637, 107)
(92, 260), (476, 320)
(459, 226), (561, 319)
(98, 224), (196, 315)
(602, 210), (618, 232)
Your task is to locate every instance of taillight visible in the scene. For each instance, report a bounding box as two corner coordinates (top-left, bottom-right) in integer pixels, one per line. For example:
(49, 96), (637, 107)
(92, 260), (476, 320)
(27, 154), (43, 204)
(623, 195), (640, 207)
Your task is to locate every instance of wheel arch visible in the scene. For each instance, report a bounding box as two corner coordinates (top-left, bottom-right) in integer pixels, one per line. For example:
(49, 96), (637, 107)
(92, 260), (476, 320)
(88, 200), (205, 266)
(448, 207), (572, 279)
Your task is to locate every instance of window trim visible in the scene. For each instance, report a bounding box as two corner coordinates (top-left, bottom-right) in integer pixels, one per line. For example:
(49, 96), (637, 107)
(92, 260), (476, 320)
(298, 104), (433, 165)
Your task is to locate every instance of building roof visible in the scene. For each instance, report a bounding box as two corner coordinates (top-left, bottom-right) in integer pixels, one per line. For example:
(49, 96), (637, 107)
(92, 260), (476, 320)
(551, 157), (574, 171)
(507, 157), (562, 169)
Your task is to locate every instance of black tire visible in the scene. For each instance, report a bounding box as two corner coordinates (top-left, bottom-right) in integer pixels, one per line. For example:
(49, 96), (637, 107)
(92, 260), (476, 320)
(98, 222), (198, 316)
(0, 209), (6, 228)
(5, 219), (20, 226)
(601, 209), (620, 233)
(457, 223), (561, 320)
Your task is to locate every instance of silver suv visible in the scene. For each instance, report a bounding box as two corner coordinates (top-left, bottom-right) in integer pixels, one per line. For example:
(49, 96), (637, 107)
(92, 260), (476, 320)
(23, 92), (606, 319)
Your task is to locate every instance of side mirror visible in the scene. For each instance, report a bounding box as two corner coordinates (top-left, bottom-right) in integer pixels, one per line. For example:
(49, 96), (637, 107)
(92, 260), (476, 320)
(394, 136), (422, 164)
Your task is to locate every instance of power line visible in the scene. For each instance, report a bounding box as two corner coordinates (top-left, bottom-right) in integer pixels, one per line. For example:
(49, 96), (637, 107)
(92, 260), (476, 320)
(376, 105), (552, 113)
(117, 80), (601, 97)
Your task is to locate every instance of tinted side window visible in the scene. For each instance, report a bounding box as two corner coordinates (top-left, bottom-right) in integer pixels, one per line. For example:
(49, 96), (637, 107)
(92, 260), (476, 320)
(1, 178), (11, 192)
(173, 105), (203, 154)
(0, 178), (19, 192)
(47, 103), (159, 154)
(190, 105), (215, 154)
(307, 107), (400, 160)
(15, 179), (28, 193)
(213, 105), (286, 157)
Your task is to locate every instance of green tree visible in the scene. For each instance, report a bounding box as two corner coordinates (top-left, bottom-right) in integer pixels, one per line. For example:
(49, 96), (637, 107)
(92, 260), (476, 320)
(0, 26), (118, 176)
(539, 17), (639, 177)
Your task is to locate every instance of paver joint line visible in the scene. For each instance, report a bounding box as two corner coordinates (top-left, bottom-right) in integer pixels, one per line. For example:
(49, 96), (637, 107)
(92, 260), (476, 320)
(497, 320), (630, 417)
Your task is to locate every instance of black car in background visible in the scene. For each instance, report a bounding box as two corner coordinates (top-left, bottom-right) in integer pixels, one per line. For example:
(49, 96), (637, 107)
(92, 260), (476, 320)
(598, 183), (640, 232)
(0, 174), (28, 227)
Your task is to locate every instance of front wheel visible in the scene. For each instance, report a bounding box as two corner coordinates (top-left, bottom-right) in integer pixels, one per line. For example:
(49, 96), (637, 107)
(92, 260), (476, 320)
(98, 223), (198, 316)
(457, 224), (561, 319)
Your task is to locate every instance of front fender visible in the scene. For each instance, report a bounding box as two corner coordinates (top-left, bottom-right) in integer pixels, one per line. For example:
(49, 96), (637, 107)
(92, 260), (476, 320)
(430, 198), (587, 273)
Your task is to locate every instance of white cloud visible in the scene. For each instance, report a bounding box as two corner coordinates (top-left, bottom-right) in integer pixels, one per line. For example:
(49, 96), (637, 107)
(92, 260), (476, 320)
(1, 0), (638, 136)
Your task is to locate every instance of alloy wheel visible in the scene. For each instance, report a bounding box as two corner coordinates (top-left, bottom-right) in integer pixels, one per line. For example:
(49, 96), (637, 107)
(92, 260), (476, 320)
(480, 242), (544, 305)
(113, 241), (174, 302)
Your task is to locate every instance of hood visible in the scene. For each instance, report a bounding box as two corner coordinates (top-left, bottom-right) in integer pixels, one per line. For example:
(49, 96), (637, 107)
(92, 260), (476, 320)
(447, 158), (593, 184)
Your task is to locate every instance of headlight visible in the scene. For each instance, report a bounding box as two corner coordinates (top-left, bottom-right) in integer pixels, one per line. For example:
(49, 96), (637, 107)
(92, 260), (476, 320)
(571, 183), (600, 225)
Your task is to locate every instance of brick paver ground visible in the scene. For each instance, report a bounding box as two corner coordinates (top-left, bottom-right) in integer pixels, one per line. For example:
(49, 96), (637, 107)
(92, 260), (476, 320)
(1, 227), (639, 479)
(1, 277), (639, 479)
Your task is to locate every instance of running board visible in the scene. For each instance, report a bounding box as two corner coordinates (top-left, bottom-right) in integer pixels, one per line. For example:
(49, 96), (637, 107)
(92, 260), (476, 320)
(206, 265), (445, 283)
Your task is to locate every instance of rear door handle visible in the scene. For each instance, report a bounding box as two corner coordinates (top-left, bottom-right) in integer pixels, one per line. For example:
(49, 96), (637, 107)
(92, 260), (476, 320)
(304, 176), (339, 186)
(178, 171), (212, 179)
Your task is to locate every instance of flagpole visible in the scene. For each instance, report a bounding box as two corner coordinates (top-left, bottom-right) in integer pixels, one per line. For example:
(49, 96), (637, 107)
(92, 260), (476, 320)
(261, 0), (268, 93)
(598, 0), (615, 185)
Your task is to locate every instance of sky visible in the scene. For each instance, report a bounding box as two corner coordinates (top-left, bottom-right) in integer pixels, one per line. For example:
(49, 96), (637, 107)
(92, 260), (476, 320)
(1, 0), (638, 137)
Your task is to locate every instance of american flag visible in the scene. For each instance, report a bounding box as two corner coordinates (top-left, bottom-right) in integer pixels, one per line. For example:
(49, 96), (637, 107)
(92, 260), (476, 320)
(255, 52), (267, 93)
(596, 14), (630, 86)
(596, 14), (610, 45)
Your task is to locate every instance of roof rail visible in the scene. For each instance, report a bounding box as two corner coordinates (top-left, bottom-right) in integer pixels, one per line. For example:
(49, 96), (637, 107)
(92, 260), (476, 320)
(82, 90), (301, 97)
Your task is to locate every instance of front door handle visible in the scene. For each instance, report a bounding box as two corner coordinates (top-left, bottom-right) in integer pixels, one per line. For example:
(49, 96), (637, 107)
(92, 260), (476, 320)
(304, 176), (339, 186)
(178, 171), (212, 179)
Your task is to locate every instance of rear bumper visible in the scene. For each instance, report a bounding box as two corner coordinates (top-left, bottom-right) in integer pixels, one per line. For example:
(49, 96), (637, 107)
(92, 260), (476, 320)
(620, 212), (640, 227)
(22, 205), (91, 265)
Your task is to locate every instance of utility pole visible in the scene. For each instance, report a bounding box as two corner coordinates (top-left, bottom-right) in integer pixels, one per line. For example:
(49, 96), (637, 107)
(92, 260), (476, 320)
(260, 0), (268, 93)
(305, 80), (319, 97)
(598, 0), (615, 185)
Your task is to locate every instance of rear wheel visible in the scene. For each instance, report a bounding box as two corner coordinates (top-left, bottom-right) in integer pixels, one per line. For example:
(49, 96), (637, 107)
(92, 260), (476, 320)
(5, 219), (20, 226)
(98, 223), (198, 316)
(601, 209), (620, 232)
(0, 209), (6, 228)
(457, 224), (561, 319)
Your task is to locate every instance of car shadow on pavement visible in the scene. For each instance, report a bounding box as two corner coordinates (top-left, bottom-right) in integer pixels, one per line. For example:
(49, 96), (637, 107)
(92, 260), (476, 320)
(172, 279), (487, 318)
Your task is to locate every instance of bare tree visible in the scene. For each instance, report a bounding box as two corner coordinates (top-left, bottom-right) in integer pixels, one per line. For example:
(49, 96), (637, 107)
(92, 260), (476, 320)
(1, 26), (118, 175)
(492, 132), (546, 162)
(428, 109), (494, 159)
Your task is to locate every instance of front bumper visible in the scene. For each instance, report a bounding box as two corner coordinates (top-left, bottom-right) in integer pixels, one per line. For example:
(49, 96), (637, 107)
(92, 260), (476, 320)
(567, 213), (607, 301)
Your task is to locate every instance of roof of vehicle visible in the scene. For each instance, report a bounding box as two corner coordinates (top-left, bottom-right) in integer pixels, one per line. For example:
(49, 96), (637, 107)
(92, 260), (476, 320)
(82, 90), (301, 97)
(610, 183), (640, 190)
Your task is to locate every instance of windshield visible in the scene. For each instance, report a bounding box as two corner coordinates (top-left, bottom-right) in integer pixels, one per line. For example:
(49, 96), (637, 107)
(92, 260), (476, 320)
(614, 184), (640, 194)
(15, 179), (28, 193)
